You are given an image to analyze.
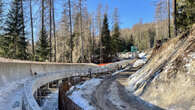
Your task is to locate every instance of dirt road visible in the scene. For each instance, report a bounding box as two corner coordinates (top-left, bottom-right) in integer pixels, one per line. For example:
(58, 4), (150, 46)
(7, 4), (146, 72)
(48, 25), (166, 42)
(91, 71), (164, 110)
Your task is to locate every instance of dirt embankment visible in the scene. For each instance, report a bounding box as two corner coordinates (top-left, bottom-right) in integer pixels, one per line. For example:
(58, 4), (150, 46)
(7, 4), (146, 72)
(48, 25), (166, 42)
(126, 25), (195, 109)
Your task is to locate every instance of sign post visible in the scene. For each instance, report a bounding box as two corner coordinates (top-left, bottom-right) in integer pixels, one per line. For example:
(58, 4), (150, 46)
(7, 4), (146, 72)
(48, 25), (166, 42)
(131, 46), (137, 58)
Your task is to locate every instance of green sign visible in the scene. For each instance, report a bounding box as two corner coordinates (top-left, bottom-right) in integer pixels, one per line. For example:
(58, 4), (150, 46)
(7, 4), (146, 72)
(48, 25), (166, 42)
(131, 46), (137, 52)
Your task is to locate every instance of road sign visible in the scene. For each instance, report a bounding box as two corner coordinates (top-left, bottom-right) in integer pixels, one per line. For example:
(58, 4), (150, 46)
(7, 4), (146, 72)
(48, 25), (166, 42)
(131, 46), (137, 52)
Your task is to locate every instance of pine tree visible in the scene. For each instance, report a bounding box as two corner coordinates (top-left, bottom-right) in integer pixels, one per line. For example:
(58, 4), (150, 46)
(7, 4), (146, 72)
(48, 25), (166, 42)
(36, 0), (49, 61)
(176, 0), (195, 32)
(36, 27), (50, 61)
(112, 23), (121, 55)
(3, 0), (28, 59)
(101, 14), (111, 62)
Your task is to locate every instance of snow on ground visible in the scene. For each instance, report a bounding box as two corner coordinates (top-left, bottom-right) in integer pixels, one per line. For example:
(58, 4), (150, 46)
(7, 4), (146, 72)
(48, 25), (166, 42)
(118, 52), (132, 59)
(133, 59), (147, 67)
(67, 78), (102, 110)
(138, 52), (146, 59)
(188, 52), (195, 59)
(131, 52), (147, 68)
(0, 78), (29, 110)
(41, 90), (59, 110)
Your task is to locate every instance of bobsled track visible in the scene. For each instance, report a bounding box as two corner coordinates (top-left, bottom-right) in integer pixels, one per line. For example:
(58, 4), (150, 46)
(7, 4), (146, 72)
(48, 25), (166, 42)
(0, 59), (132, 110)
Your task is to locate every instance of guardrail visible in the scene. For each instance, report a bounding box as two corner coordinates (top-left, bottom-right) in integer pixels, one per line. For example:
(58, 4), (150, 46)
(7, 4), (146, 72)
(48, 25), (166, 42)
(22, 60), (132, 110)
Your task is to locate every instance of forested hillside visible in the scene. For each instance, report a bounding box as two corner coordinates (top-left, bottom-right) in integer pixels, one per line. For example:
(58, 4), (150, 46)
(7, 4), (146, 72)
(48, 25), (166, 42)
(0, 0), (194, 63)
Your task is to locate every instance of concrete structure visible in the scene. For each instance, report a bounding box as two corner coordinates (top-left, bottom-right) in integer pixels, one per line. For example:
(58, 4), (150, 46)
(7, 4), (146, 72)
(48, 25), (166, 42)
(0, 61), (97, 87)
(22, 60), (131, 110)
(0, 58), (131, 110)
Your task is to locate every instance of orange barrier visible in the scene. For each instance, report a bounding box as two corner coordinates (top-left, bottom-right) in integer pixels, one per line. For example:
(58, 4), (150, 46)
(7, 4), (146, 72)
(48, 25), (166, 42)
(98, 63), (111, 66)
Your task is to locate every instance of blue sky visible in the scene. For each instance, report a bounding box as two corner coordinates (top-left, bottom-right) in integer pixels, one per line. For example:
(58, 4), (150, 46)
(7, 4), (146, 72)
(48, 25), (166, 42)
(87, 0), (156, 28)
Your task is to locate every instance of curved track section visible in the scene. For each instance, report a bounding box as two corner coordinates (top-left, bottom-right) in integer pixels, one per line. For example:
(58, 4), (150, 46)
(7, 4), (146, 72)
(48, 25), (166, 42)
(23, 60), (131, 110)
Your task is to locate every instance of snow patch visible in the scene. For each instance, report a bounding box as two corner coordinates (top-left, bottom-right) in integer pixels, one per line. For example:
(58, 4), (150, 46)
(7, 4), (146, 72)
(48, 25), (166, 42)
(138, 52), (146, 59)
(133, 59), (146, 67)
(188, 52), (195, 59)
(67, 78), (102, 110)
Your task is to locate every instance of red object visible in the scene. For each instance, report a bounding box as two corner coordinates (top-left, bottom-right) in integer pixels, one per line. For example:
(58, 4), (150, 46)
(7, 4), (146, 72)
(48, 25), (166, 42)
(98, 63), (111, 66)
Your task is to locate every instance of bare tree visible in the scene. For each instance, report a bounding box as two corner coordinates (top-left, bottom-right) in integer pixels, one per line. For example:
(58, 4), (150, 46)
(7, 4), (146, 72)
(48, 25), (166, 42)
(68, 0), (73, 63)
(91, 15), (95, 62)
(20, 0), (25, 37)
(41, 0), (45, 38)
(167, 0), (171, 38)
(29, 0), (35, 59)
(96, 4), (102, 63)
(49, 0), (52, 62)
(52, 0), (56, 62)
(173, 0), (177, 37)
(78, 0), (84, 63)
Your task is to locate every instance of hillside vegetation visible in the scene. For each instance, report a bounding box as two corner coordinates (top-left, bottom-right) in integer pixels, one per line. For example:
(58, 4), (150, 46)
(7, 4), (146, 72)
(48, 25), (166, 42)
(126, 24), (195, 109)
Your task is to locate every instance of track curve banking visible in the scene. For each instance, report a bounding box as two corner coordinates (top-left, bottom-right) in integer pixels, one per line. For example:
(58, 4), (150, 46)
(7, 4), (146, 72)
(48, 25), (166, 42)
(22, 60), (131, 110)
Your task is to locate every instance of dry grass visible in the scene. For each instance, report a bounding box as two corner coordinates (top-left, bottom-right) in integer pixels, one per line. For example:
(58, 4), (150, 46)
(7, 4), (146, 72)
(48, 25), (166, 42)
(135, 24), (195, 109)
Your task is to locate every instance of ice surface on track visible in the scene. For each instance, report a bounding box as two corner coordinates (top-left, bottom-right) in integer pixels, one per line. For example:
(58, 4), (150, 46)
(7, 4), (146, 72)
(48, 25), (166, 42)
(67, 78), (103, 110)
(0, 78), (29, 110)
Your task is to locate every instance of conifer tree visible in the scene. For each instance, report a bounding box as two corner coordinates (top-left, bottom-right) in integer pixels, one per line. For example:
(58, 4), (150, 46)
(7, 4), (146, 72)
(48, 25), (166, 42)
(176, 0), (195, 32)
(3, 0), (28, 59)
(112, 22), (121, 56)
(101, 14), (111, 62)
(36, 27), (49, 61)
(36, 0), (49, 61)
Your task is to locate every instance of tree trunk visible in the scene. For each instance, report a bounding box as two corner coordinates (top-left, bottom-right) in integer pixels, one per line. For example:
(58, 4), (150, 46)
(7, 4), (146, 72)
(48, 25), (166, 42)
(30, 0), (35, 60)
(92, 17), (95, 63)
(20, 0), (25, 37)
(68, 0), (73, 63)
(52, 0), (56, 62)
(173, 0), (177, 37)
(167, 0), (171, 38)
(79, 0), (84, 63)
(41, 0), (44, 38)
(49, 0), (52, 62)
(97, 4), (102, 63)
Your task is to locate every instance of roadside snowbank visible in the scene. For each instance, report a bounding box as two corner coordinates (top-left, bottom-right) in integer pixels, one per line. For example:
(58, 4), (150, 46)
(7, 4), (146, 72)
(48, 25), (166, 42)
(67, 78), (102, 110)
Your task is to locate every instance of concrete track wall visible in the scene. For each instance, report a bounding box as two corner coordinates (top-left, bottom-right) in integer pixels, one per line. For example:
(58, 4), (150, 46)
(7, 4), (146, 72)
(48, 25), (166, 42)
(0, 62), (97, 87)
(23, 60), (132, 110)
